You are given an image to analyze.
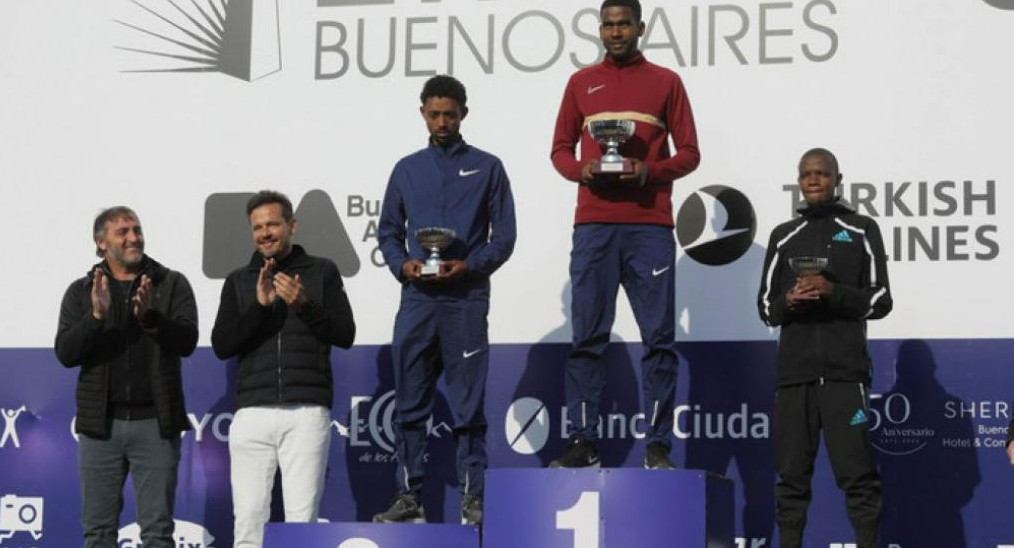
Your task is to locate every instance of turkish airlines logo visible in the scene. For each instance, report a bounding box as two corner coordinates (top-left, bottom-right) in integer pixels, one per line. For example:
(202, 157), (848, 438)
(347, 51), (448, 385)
(116, 0), (282, 82)
(982, 0), (1014, 9)
(203, 190), (360, 279)
(676, 185), (756, 266)
(0, 406), (26, 450)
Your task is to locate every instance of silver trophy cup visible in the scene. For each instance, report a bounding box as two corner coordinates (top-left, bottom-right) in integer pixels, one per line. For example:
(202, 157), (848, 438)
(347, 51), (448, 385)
(788, 256), (829, 276)
(588, 119), (636, 174)
(415, 227), (456, 278)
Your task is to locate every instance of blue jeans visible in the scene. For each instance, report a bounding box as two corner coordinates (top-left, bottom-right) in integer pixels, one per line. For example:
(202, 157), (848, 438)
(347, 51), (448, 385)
(78, 418), (180, 548)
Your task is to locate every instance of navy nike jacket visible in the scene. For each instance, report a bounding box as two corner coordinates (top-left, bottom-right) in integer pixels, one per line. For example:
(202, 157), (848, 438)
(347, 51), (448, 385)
(378, 138), (517, 301)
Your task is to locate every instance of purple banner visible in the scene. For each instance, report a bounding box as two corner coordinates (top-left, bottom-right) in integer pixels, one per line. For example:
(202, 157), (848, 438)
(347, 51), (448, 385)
(1, 339), (1012, 547)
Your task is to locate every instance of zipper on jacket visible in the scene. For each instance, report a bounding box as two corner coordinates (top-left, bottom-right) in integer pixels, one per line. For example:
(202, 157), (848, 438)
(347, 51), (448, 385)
(124, 283), (133, 420)
(815, 217), (830, 381)
(277, 331), (283, 403)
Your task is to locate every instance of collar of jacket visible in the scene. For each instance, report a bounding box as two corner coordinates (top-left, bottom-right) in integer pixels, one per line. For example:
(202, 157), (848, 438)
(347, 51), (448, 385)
(428, 135), (469, 158)
(246, 243), (312, 271)
(602, 50), (646, 69)
(86, 255), (167, 284)
(796, 196), (856, 218)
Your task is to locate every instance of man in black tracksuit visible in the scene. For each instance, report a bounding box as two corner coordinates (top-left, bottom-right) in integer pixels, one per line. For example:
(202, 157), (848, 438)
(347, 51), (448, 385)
(757, 148), (892, 548)
(55, 206), (198, 548)
(211, 190), (356, 547)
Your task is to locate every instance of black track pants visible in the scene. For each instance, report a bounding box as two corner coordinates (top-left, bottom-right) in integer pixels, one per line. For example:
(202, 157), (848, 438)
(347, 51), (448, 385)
(774, 381), (882, 548)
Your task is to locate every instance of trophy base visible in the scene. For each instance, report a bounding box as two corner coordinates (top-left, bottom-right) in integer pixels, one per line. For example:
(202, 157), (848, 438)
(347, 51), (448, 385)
(593, 159), (633, 175)
(420, 263), (441, 278)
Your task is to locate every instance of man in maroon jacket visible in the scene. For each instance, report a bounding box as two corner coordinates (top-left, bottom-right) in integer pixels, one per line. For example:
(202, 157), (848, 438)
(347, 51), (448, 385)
(549, 0), (700, 469)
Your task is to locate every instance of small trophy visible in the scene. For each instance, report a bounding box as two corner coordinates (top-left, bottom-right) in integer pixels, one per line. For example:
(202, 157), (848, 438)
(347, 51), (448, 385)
(588, 119), (636, 174)
(788, 256), (829, 276)
(415, 227), (456, 278)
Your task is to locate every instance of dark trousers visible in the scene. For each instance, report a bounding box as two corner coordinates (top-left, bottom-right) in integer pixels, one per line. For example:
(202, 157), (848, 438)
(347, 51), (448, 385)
(566, 224), (677, 446)
(774, 382), (881, 548)
(78, 418), (180, 548)
(392, 298), (489, 497)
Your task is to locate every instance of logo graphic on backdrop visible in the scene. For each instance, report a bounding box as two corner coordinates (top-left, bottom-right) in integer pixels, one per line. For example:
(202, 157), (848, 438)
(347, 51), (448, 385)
(118, 519), (215, 547)
(343, 390), (451, 463)
(782, 180), (999, 262)
(0, 495), (44, 543)
(870, 392), (933, 456)
(116, 0), (282, 81)
(983, 0), (1014, 9)
(337, 539), (381, 548)
(203, 190), (360, 278)
(676, 185), (756, 266)
(0, 407), (26, 450)
(314, 1), (840, 79)
(505, 397), (550, 454)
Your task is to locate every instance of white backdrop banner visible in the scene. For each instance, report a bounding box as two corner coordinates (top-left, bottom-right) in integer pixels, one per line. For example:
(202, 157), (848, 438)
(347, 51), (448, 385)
(1, 0), (1011, 347)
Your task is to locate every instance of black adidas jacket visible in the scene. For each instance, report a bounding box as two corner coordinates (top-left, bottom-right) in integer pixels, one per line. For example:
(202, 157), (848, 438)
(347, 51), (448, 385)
(211, 245), (356, 409)
(757, 198), (892, 387)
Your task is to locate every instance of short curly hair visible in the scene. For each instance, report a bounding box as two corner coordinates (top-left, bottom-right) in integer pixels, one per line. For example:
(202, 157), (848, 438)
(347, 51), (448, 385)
(601, 0), (641, 22)
(420, 75), (467, 108)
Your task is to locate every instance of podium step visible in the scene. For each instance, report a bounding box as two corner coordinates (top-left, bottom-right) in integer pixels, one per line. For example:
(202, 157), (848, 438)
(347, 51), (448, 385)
(263, 522), (479, 547)
(484, 468), (734, 548)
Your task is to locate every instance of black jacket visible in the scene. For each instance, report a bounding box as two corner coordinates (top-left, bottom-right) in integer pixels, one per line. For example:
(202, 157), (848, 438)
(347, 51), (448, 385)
(54, 256), (198, 439)
(211, 245), (355, 409)
(757, 198), (893, 387)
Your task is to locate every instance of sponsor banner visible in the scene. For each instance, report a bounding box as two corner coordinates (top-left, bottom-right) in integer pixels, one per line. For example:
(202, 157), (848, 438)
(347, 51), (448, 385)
(263, 522), (479, 548)
(1, 0), (1013, 347)
(1, 340), (1013, 547)
(118, 520), (217, 548)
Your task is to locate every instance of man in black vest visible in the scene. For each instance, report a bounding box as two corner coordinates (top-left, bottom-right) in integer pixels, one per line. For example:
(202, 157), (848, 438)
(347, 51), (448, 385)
(212, 190), (356, 548)
(56, 206), (198, 548)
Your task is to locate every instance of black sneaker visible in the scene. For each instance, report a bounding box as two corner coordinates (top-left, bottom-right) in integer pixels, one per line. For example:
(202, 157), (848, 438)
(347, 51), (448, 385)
(644, 441), (676, 470)
(549, 437), (600, 468)
(461, 494), (483, 526)
(372, 493), (426, 523)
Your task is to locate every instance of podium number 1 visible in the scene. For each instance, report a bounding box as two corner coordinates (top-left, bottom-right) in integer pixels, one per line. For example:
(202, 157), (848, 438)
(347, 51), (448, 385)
(555, 491), (600, 548)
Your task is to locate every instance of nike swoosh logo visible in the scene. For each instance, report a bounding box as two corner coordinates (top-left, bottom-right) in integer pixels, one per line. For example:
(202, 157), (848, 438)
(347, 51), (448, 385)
(459, 169), (480, 177)
(463, 348), (483, 358)
(652, 266), (671, 277)
(587, 84), (606, 94)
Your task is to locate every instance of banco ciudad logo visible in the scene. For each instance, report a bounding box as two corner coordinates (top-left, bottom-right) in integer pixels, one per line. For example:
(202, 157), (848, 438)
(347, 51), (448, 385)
(676, 185), (756, 266)
(116, 0), (282, 82)
(203, 190), (360, 279)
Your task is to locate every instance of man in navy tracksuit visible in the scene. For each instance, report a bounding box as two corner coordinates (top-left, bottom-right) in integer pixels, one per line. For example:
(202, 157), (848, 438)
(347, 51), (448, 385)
(374, 75), (516, 526)
(757, 148), (892, 548)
